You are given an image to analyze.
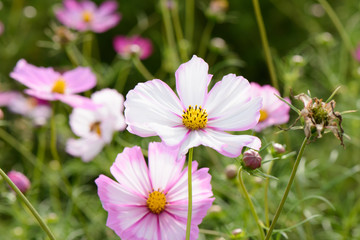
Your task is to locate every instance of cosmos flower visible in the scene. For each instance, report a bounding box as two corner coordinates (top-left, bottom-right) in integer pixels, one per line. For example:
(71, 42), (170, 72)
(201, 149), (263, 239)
(113, 35), (153, 60)
(10, 59), (97, 109)
(7, 171), (31, 194)
(95, 142), (214, 240)
(124, 55), (262, 157)
(55, 0), (121, 33)
(250, 82), (290, 132)
(0, 91), (51, 126)
(66, 89), (126, 162)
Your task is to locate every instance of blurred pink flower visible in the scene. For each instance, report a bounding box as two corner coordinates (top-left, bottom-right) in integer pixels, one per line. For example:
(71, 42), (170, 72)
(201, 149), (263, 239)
(250, 82), (290, 132)
(113, 35), (153, 60)
(355, 44), (360, 62)
(0, 91), (51, 126)
(0, 21), (4, 36)
(66, 89), (126, 162)
(55, 0), (121, 33)
(95, 142), (214, 240)
(124, 55), (262, 158)
(10, 59), (97, 109)
(7, 171), (31, 193)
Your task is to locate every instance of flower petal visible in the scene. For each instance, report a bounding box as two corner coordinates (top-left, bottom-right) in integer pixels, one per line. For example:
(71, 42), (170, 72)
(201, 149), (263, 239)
(62, 67), (96, 94)
(124, 79), (183, 137)
(179, 129), (261, 158)
(66, 137), (104, 162)
(110, 146), (151, 198)
(148, 142), (185, 192)
(97, 1), (118, 15)
(91, 14), (121, 33)
(205, 74), (262, 131)
(69, 108), (98, 137)
(56, 94), (98, 109)
(158, 212), (186, 240)
(175, 55), (211, 107)
(121, 213), (160, 240)
(10, 59), (60, 91)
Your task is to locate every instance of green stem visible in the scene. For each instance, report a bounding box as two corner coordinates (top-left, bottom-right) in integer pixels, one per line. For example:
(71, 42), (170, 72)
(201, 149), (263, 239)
(198, 21), (215, 58)
(0, 168), (56, 240)
(82, 32), (93, 62)
(160, 0), (180, 68)
(50, 104), (60, 164)
(251, 0), (279, 90)
(115, 61), (132, 93)
(238, 168), (265, 240)
(185, 148), (194, 240)
(265, 137), (309, 239)
(317, 0), (353, 54)
(0, 128), (37, 165)
(185, 0), (194, 46)
(170, 1), (188, 61)
(264, 161), (274, 227)
(131, 56), (154, 80)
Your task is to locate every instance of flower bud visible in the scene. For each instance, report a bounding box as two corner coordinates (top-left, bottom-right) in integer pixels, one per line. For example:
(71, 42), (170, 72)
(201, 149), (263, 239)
(7, 171), (31, 193)
(243, 150), (262, 170)
(273, 143), (285, 154)
(225, 164), (238, 179)
(231, 228), (244, 237)
(0, 109), (3, 119)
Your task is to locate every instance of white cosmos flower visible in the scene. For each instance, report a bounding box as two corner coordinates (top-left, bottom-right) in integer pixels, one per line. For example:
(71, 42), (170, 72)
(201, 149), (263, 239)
(66, 88), (126, 162)
(124, 55), (262, 157)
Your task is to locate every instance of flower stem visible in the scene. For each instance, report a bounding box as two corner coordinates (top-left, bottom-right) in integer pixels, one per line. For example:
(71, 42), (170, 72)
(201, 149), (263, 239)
(265, 137), (309, 239)
(185, 0), (194, 46)
(131, 56), (154, 80)
(0, 168), (56, 240)
(198, 21), (215, 58)
(317, 0), (353, 54)
(50, 104), (60, 164)
(185, 148), (194, 240)
(264, 161), (275, 227)
(251, 0), (279, 90)
(238, 168), (265, 240)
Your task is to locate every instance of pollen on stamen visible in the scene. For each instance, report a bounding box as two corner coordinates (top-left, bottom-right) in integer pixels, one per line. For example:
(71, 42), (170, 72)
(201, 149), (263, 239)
(146, 190), (167, 214)
(51, 78), (67, 94)
(82, 10), (93, 22)
(182, 105), (208, 130)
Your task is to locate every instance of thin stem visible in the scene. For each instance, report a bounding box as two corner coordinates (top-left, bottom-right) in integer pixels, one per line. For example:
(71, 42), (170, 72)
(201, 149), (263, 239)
(264, 161), (275, 227)
(50, 104), (60, 164)
(185, 0), (194, 45)
(238, 168), (265, 240)
(185, 148), (194, 240)
(131, 56), (154, 80)
(317, 0), (353, 54)
(198, 21), (215, 58)
(0, 168), (56, 240)
(265, 137), (309, 239)
(251, 0), (279, 90)
(170, 1), (188, 61)
(82, 32), (93, 62)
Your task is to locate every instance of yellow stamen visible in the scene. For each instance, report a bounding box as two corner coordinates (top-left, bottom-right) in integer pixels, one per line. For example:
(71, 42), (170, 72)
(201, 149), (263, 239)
(182, 105), (208, 130)
(259, 109), (268, 122)
(90, 121), (102, 137)
(51, 78), (67, 94)
(82, 11), (93, 22)
(146, 190), (167, 214)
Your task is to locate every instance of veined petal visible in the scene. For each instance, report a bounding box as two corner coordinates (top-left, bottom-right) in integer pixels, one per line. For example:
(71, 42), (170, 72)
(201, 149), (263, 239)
(66, 137), (105, 162)
(158, 212), (186, 240)
(110, 146), (151, 198)
(147, 123), (189, 146)
(10, 59), (60, 91)
(124, 79), (183, 137)
(205, 74), (262, 130)
(62, 67), (96, 94)
(148, 142), (185, 193)
(175, 55), (211, 107)
(179, 129), (261, 158)
(121, 213), (160, 240)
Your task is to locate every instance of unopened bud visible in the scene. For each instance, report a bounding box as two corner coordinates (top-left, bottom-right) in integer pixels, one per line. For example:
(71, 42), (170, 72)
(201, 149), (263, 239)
(225, 164), (238, 179)
(243, 150), (262, 170)
(273, 143), (285, 154)
(231, 228), (244, 236)
(0, 109), (3, 119)
(7, 171), (31, 193)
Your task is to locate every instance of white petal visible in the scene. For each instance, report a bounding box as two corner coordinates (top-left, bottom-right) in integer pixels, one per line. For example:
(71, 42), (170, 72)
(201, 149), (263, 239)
(110, 146), (151, 198)
(124, 79), (183, 137)
(175, 55), (211, 107)
(69, 108), (98, 137)
(66, 137), (105, 162)
(147, 123), (189, 146)
(148, 142), (186, 192)
(205, 74), (262, 131)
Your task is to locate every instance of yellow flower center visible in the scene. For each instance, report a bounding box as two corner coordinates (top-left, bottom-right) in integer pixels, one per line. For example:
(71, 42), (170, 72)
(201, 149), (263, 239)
(51, 78), (67, 94)
(182, 105), (208, 130)
(82, 11), (93, 22)
(90, 121), (102, 136)
(146, 190), (167, 214)
(259, 109), (268, 122)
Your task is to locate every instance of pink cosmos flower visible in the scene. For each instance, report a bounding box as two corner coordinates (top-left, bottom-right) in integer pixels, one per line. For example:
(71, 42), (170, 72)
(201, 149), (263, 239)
(113, 35), (153, 60)
(124, 55), (262, 157)
(7, 171), (31, 194)
(0, 91), (51, 126)
(10, 59), (97, 109)
(95, 142), (214, 240)
(250, 82), (290, 132)
(66, 89), (126, 162)
(55, 0), (121, 33)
